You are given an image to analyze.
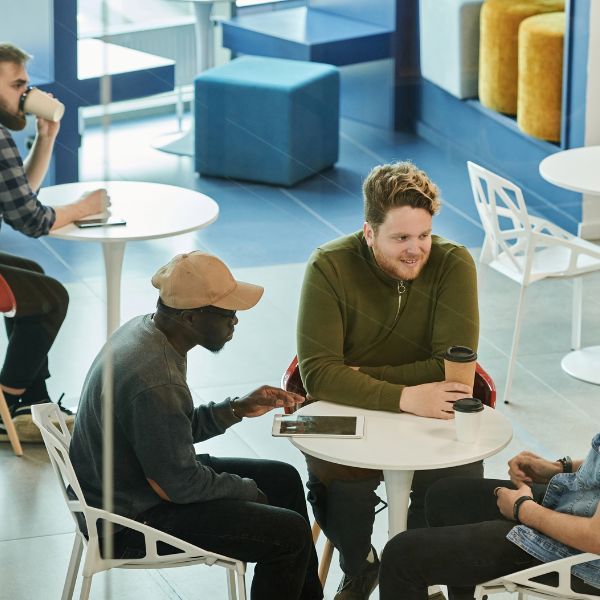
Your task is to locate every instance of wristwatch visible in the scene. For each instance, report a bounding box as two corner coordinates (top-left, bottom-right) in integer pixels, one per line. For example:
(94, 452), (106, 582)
(556, 456), (573, 473)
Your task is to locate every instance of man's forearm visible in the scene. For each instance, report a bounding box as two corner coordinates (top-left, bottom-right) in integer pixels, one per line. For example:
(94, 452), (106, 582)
(24, 135), (54, 192)
(519, 502), (600, 554)
(51, 202), (89, 230)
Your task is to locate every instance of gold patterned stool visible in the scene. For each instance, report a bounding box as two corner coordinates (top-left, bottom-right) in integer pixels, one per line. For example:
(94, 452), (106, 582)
(479, 0), (564, 115)
(517, 12), (565, 142)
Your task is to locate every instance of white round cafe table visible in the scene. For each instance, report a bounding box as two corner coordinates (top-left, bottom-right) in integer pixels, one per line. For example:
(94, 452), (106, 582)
(291, 401), (513, 538)
(540, 146), (600, 384)
(40, 181), (219, 337)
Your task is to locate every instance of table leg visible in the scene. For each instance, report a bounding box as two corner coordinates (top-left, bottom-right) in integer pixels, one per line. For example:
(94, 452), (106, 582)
(153, 3), (215, 157)
(383, 469), (414, 537)
(102, 242), (126, 338)
(193, 3), (215, 73)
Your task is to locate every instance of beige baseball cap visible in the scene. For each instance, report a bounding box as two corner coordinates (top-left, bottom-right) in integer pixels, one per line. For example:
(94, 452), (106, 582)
(151, 251), (264, 310)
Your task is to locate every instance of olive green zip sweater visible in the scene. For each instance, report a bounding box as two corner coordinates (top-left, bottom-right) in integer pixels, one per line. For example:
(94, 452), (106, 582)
(297, 231), (479, 412)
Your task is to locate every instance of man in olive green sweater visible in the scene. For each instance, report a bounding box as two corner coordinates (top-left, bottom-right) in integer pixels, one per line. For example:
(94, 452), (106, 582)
(297, 161), (481, 600)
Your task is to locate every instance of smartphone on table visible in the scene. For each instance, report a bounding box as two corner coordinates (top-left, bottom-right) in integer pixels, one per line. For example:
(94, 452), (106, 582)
(74, 217), (126, 228)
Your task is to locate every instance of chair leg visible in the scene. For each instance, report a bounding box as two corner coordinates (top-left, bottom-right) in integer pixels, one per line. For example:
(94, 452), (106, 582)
(226, 568), (237, 600)
(311, 521), (321, 544)
(78, 575), (92, 600)
(62, 535), (84, 600)
(319, 539), (334, 585)
(310, 520), (335, 585)
(237, 571), (247, 600)
(504, 284), (527, 404)
(0, 388), (22, 456)
(571, 278), (583, 351)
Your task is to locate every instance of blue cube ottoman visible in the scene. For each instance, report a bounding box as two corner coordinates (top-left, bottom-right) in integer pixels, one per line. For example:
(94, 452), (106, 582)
(195, 56), (339, 186)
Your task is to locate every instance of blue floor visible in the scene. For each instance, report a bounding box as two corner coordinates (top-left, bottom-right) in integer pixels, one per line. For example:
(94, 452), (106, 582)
(1, 114), (488, 279)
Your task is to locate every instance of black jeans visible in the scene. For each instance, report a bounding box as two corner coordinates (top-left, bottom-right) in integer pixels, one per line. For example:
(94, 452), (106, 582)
(379, 477), (600, 600)
(0, 252), (68, 393)
(110, 457), (323, 600)
(306, 456), (483, 576)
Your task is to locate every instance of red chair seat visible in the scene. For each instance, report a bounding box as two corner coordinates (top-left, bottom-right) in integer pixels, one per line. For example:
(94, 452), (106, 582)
(0, 275), (16, 315)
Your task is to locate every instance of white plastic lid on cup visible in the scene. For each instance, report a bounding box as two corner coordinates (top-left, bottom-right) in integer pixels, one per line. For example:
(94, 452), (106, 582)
(19, 87), (65, 122)
(454, 397), (483, 443)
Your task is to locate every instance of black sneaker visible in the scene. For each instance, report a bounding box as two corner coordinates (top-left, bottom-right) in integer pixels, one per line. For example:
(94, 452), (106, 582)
(334, 548), (380, 600)
(12, 394), (75, 443)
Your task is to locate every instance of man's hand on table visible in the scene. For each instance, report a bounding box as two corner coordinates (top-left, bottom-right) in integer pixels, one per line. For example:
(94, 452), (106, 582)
(232, 385), (305, 418)
(399, 381), (472, 419)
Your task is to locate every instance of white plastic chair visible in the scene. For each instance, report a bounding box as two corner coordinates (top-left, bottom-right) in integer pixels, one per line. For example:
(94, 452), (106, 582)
(467, 161), (600, 403)
(31, 403), (247, 600)
(475, 553), (600, 599)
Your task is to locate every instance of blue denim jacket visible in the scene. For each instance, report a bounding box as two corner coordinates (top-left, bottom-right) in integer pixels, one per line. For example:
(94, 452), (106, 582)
(507, 433), (600, 589)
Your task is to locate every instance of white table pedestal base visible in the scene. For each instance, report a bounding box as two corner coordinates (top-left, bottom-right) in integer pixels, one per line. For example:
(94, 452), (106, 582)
(152, 128), (194, 156)
(561, 346), (600, 385)
(383, 469), (414, 537)
(155, 2), (216, 157)
(103, 242), (126, 337)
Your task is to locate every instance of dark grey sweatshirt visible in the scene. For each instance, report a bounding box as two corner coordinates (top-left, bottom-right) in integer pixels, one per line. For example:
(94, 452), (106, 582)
(70, 315), (258, 520)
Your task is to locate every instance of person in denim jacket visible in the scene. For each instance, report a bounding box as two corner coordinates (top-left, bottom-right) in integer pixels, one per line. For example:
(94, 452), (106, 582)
(378, 434), (600, 600)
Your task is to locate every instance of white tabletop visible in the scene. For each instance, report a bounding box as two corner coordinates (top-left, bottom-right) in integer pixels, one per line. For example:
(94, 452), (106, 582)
(539, 146), (600, 195)
(40, 181), (219, 242)
(39, 180), (219, 336)
(291, 401), (513, 472)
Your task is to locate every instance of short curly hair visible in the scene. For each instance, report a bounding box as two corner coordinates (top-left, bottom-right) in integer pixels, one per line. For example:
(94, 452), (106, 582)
(0, 43), (31, 65)
(363, 161), (441, 230)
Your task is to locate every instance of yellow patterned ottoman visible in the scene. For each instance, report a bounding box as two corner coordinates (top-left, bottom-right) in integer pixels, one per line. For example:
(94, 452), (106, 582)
(479, 0), (564, 115)
(517, 12), (565, 142)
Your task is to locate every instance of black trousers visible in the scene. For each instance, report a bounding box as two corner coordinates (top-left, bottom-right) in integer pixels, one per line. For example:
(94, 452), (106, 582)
(0, 251), (68, 393)
(306, 455), (483, 576)
(111, 457), (323, 600)
(379, 477), (600, 600)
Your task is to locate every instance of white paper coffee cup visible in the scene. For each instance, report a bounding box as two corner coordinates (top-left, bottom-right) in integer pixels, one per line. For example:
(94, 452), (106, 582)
(20, 87), (65, 122)
(454, 397), (483, 443)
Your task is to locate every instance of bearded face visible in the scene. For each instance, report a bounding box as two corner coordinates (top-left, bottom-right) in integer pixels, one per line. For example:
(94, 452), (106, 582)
(0, 103), (26, 130)
(364, 206), (433, 281)
(0, 61), (28, 131)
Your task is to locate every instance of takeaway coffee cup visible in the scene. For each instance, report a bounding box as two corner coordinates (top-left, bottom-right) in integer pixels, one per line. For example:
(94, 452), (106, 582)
(19, 87), (65, 122)
(444, 345), (477, 390)
(454, 397), (484, 443)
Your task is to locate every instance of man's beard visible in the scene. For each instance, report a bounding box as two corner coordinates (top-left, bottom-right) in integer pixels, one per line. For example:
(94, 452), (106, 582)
(372, 246), (430, 281)
(0, 104), (26, 131)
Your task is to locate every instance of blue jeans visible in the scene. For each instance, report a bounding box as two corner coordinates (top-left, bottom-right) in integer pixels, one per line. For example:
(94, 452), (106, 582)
(110, 456), (323, 600)
(379, 477), (600, 600)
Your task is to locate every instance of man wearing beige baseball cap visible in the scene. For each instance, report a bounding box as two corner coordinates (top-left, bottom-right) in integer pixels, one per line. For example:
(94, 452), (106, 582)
(70, 252), (323, 600)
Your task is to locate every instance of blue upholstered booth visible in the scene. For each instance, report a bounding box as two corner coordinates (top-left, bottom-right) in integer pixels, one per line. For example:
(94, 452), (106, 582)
(194, 56), (340, 186)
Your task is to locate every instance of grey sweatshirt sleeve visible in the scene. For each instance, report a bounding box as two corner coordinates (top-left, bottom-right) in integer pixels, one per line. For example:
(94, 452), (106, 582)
(119, 384), (258, 504)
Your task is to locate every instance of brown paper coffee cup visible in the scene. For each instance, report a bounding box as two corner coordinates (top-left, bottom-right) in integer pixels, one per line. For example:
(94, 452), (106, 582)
(444, 346), (477, 389)
(21, 87), (65, 122)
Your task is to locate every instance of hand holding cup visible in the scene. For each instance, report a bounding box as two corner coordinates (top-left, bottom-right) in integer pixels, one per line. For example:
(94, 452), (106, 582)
(444, 346), (477, 392)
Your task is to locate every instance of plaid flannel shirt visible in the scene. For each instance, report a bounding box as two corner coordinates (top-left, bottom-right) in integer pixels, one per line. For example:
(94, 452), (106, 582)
(0, 124), (55, 237)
